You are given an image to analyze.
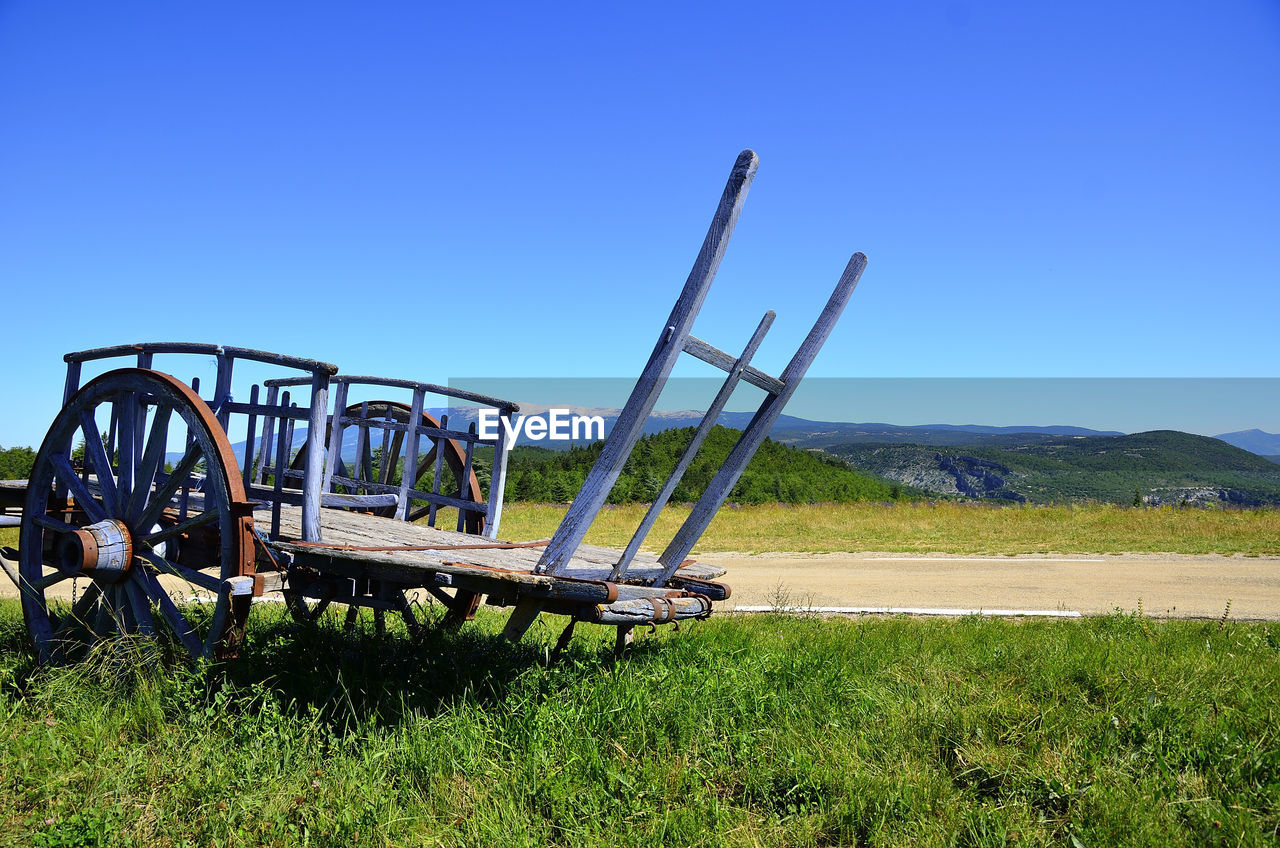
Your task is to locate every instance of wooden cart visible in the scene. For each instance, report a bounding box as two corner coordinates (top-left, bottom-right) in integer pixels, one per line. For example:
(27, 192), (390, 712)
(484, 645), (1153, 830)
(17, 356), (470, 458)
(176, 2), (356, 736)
(0, 150), (868, 662)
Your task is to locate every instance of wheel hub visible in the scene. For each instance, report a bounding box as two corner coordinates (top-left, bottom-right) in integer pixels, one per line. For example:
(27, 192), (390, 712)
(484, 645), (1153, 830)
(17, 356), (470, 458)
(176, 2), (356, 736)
(56, 518), (133, 582)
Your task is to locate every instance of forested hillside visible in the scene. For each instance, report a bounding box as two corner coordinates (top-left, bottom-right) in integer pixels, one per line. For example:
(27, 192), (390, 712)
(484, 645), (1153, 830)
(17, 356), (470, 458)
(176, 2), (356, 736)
(501, 426), (900, 504)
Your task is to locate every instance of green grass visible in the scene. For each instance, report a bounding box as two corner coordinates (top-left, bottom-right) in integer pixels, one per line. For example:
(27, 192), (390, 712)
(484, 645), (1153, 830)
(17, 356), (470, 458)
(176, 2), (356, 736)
(2, 599), (1279, 846)
(499, 501), (1280, 556)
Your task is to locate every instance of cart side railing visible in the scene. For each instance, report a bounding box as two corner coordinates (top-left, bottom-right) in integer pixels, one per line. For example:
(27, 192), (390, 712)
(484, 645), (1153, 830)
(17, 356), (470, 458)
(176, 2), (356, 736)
(62, 342), (338, 543)
(261, 375), (520, 540)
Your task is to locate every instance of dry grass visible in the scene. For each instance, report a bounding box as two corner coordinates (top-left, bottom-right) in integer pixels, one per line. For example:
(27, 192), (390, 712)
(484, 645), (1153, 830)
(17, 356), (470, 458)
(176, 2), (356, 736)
(498, 501), (1280, 556)
(4, 502), (1276, 561)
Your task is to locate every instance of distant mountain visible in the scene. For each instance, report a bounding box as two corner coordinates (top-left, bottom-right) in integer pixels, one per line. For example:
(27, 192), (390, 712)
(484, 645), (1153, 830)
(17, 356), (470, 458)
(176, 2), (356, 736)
(827, 430), (1280, 506)
(1214, 429), (1280, 457)
(765, 420), (1123, 450)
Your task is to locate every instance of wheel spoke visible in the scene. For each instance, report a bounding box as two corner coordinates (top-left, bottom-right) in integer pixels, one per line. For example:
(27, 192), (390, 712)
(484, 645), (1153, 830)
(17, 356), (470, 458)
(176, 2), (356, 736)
(34, 570), (70, 590)
(90, 588), (115, 640)
(31, 512), (76, 533)
(135, 440), (204, 532)
(135, 568), (202, 657)
(77, 409), (119, 516)
(106, 585), (135, 635)
(136, 549), (221, 593)
(124, 576), (156, 635)
(49, 454), (107, 523)
(141, 508), (220, 548)
(128, 404), (172, 523)
(115, 392), (139, 504)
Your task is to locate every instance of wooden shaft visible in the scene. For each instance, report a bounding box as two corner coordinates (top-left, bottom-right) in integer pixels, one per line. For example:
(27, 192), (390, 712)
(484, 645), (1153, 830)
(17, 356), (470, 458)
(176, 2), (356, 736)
(535, 149), (760, 576)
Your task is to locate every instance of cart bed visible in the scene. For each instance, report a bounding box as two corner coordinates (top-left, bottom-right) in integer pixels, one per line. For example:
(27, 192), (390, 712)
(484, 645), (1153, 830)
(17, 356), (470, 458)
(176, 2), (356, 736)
(269, 506), (725, 583)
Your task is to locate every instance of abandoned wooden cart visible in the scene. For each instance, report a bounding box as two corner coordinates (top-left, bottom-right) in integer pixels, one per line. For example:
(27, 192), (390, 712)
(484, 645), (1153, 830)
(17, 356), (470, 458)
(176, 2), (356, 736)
(0, 150), (868, 662)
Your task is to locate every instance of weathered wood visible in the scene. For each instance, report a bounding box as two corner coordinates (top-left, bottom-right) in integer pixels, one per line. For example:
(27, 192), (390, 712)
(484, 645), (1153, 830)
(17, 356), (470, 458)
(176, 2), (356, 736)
(320, 492), (399, 509)
(658, 252), (867, 578)
(254, 385), (279, 486)
(324, 474), (488, 516)
(271, 390), (291, 540)
(62, 343), (337, 378)
(301, 372), (329, 542)
(223, 400), (311, 421)
(611, 310), (775, 581)
(591, 595), (710, 625)
(241, 385), (260, 490)
(428, 414), (446, 527)
(485, 409), (512, 539)
(329, 375), (518, 412)
(267, 506), (724, 583)
(129, 403), (171, 522)
(457, 422), (477, 532)
(394, 388), (425, 522)
(536, 149), (760, 576)
(334, 415), (482, 446)
(322, 381), (350, 497)
(682, 334), (784, 395)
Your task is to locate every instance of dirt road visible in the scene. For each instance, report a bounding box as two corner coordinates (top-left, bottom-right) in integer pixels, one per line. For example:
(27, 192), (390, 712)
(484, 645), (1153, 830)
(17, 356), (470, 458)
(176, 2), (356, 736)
(5, 552), (1278, 621)
(699, 553), (1280, 619)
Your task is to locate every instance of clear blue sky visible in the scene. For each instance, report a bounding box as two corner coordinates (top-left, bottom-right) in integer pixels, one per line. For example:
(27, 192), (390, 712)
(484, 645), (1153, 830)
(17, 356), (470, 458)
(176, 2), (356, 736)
(2, 1), (1277, 448)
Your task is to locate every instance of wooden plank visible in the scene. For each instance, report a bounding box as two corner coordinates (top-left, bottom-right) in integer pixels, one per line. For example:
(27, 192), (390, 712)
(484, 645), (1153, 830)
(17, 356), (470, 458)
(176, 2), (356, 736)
(457, 422), (477, 532)
(253, 385), (279, 485)
(266, 506), (725, 583)
(334, 415), (483, 446)
(331, 375), (518, 412)
(271, 390), (291, 540)
(535, 149), (760, 576)
(241, 384), (259, 490)
(354, 401), (371, 497)
(320, 493), (399, 509)
(428, 414), (447, 527)
(222, 401), (311, 421)
(682, 335), (784, 395)
(484, 409), (512, 539)
(394, 388), (425, 521)
(322, 381), (349, 497)
(301, 372), (330, 542)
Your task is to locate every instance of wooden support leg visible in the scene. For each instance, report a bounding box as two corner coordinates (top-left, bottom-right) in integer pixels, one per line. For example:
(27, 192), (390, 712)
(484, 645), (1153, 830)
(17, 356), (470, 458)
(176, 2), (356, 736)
(343, 605), (359, 632)
(441, 590), (482, 631)
(396, 593), (422, 637)
(551, 618), (577, 662)
(614, 625), (635, 658)
(502, 597), (544, 642)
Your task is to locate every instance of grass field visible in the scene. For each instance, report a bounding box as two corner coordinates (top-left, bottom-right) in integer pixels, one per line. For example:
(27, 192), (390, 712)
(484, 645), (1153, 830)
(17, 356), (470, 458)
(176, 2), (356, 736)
(2, 601), (1278, 847)
(499, 502), (1280, 556)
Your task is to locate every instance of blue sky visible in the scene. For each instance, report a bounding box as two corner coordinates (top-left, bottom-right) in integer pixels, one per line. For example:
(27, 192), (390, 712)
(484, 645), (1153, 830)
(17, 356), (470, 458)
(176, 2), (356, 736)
(2, 2), (1277, 448)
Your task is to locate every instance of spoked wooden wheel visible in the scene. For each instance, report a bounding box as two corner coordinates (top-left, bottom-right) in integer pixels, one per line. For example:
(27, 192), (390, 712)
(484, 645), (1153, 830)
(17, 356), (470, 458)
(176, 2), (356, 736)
(18, 369), (254, 663)
(285, 399), (485, 632)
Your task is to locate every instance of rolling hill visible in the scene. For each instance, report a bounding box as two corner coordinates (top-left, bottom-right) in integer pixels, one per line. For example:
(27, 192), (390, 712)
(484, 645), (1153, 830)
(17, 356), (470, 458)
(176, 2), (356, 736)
(827, 431), (1280, 506)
